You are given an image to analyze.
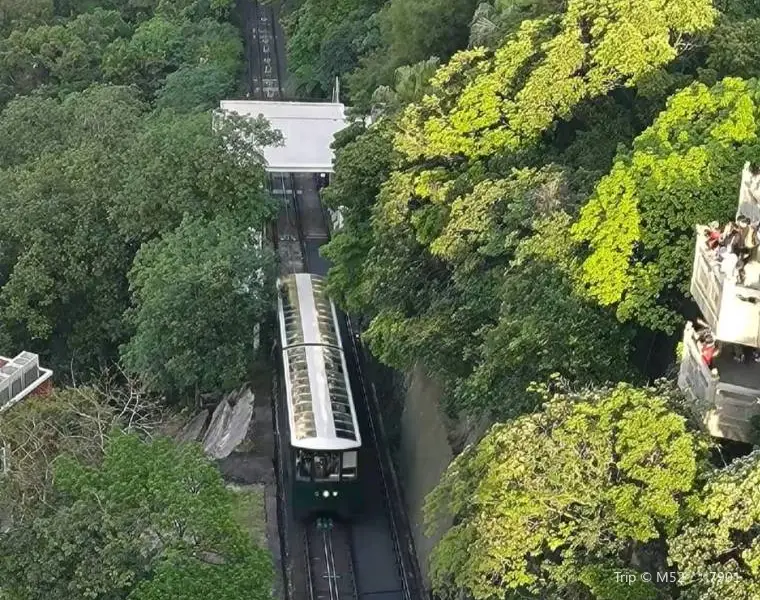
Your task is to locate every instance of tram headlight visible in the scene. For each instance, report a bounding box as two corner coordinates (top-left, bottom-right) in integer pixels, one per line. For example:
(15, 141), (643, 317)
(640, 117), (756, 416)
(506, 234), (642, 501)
(322, 490), (330, 498)
(332, 491), (338, 497)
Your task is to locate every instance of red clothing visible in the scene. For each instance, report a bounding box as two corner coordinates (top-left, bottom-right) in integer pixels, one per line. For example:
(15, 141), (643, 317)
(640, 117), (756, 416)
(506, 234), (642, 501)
(702, 345), (716, 366)
(706, 230), (721, 249)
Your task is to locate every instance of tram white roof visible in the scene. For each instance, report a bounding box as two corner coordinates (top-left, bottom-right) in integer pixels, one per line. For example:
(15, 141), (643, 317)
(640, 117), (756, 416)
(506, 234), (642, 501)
(219, 100), (347, 173)
(277, 274), (361, 450)
(278, 273), (342, 350)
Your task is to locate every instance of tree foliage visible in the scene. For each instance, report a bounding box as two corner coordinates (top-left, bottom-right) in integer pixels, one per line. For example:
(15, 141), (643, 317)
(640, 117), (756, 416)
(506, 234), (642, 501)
(467, 0), (565, 47)
(122, 215), (276, 399)
(395, 0), (715, 162)
(283, 0), (478, 105)
(283, 0), (385, 98)
(0, 433), (273, 600)
(382, 0), (478, 67)
(306, 1), (760, 598)
(0, 8), (131, 104)
(0, 381), (166, 524)
(670, 450), (760, 600)
(0, 87), (277, 377)
(425, 382), (707, 600)
(155, 62), (237, 112)
(0, 86), (144, 371)
(110, 110), (279, 243)
(102, 16), (242, 97)
(574, 77), (760, 332)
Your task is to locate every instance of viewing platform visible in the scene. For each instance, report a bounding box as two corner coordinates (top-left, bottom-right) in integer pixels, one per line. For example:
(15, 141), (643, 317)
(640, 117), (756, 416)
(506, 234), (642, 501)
(679, 321), (760, 443)
(678, 162), (760, 444)
(690, 229), (760, 347)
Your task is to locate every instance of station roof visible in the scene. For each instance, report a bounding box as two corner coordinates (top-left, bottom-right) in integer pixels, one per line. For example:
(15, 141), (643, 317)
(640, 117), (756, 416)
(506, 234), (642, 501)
(219, 100), (348, 173)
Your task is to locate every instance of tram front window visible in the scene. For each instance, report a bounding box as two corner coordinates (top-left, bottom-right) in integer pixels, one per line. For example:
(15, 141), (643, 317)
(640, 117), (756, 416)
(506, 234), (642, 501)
(313, 452), (340, 482)
(295, 450), (312, 481)
(342, 451), (357, 480)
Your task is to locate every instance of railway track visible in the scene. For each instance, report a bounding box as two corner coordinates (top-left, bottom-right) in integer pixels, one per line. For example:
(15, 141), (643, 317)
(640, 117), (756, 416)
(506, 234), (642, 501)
(270, 170), (417, 600)
(248, 3), (423, 599)
(305, 518), (359, 600)
(248, 0), (284, 99)
(271, 172), (306, 275)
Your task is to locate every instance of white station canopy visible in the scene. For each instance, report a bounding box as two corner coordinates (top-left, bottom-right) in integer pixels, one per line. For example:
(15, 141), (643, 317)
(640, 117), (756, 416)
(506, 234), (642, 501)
(219, 100), (347, 173)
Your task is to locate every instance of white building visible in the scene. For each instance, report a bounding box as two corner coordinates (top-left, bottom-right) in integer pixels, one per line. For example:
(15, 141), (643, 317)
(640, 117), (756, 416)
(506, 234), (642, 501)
(218, 100), (348, 173)
(0, 351), (53, 414)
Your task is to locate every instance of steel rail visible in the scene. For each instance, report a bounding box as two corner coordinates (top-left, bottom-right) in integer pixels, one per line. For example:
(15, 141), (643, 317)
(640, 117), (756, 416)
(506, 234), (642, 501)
(289, 173), (309, 271)
(266, 2), (284, 99)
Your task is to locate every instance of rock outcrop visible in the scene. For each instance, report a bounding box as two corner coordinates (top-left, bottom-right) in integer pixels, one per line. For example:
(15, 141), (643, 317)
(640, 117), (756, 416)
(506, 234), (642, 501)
(201, 386), (255, 459)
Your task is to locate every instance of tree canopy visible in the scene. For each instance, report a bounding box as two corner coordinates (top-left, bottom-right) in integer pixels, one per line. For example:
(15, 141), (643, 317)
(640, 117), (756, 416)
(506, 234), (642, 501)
(425, 382), (707, 600)
(0, 2), (274, 598)
(670, 450), (760, 600)
(575, 77), (760, 332)
(0, 90), (277, 382)
(315, 1), (760, 594)
(0, 432), (272, 600)
(122, 215), (276, 398)
(0, 0), (279, 386)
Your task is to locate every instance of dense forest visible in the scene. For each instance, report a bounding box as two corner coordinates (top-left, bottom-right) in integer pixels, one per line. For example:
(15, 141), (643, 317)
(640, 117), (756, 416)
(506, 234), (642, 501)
(0, 0), (279, 400)
(282, 0), (760, 598)
(0, 1), (277, 598)
(5, 0), (760, 598)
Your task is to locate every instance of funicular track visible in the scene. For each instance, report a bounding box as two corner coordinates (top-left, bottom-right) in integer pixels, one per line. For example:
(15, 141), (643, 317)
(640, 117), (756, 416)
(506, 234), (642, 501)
(305, 518), (359, 600)
(269, 135), (418, 600)
(247, 0), (284, 99)
(249, 3), (423, 599)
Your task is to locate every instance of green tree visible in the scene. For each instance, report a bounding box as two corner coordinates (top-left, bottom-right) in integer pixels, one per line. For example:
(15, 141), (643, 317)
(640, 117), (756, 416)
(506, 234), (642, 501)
(453, 230), (637, 417)
(425, 381), (707, 600)
(0, 383), (164, 524)
(573, 77), (760, 332)
(322, 121), (398, 312)
(110, 110), (280, 242)
(669, 450), (760, 600)
(395, 0), (716, 162)
(122, 215), (276, 399)
(369, 57), (440, 117)
(0, 9), (131, 104)
(346, 0), (480, 108)
(156, 62), (237, 112)
(324, 0), (715, 419)
(0, 0), (53, 36)
(0, 433), (273, 600)
(704, 17), (760, 80)
(102, 16), (241, 97)
(467, 0), (565, 47)
(101, 15), (185, 94)
(384, 0), (478, 66)
(283, 0), (385, 97)
(0, 85), (146, 372)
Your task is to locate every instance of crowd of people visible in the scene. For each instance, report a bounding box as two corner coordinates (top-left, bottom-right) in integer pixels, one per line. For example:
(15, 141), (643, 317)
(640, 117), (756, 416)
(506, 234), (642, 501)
(703, 215), (759, 284)
(695, 318), (760, 370)
(696, 215), (760, 371)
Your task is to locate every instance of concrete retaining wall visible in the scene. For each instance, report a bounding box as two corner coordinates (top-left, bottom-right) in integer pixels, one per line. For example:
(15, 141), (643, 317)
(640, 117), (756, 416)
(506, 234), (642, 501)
(397, 367), (453, 588)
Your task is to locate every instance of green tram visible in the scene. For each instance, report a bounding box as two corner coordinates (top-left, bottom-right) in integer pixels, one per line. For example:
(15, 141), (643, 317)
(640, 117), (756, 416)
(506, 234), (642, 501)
(276, 274), (362, 520)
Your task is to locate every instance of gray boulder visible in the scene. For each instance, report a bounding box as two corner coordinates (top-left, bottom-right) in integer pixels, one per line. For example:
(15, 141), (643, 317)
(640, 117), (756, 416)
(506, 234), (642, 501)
(202, 386), (255, 459)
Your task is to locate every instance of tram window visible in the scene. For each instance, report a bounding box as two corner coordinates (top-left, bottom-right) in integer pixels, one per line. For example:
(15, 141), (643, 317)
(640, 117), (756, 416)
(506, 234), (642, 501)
(295, 450), (312, 481)
(314, 453), (340, 482)
(342, 451), (357, 480)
